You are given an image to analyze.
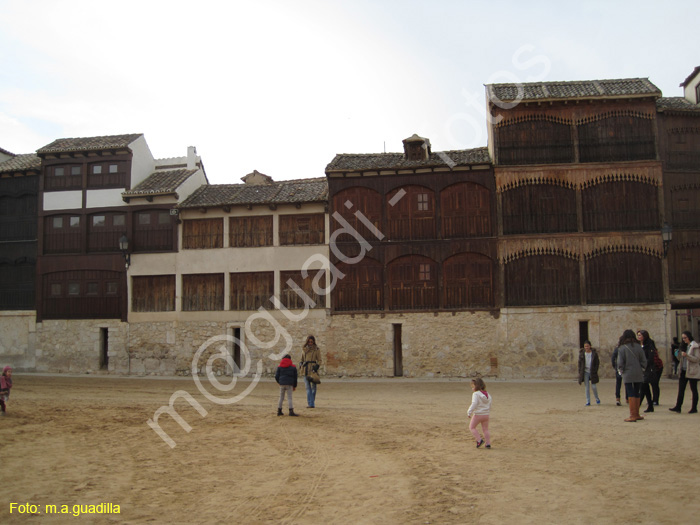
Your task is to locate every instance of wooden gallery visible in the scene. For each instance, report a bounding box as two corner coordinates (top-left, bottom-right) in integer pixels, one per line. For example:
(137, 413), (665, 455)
(1, 69), (700, 379)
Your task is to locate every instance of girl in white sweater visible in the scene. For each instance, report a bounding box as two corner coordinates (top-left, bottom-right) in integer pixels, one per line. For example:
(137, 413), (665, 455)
(467, 377), (492, 448)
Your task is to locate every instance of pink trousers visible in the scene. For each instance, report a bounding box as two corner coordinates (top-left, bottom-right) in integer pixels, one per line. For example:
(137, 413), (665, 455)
(469, 414), (490, 444)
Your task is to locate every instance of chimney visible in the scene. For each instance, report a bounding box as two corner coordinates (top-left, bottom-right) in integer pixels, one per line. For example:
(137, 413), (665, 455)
(402, 134), (431, 161)
(187, 146), (197, 169)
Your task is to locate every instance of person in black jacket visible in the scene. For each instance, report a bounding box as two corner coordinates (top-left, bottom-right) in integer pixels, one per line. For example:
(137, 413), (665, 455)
(637, 330), (657, 413)
(275, 354), (298, 416)
(612, 346), (623, 405)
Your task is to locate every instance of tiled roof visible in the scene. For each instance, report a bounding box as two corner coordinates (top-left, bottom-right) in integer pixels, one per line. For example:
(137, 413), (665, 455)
(656, 97), (700, 113)
(122, 168), (198, 197)
(325, 147), (491, 172)
(0, 153), (42, 174)
(486, 78), (661, 103)
(179, 178), (328, 209)
(0, 146), (15, 156)
(37, 133), (142, 154)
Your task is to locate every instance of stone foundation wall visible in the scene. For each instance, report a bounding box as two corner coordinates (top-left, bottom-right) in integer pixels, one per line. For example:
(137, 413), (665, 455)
(0, 304), (674, 378)
(0, 311), (37, 371)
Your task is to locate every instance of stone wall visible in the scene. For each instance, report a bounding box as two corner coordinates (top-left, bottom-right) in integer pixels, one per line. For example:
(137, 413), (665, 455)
(0, 311), (37, 370)
(0, 303), (675, 378)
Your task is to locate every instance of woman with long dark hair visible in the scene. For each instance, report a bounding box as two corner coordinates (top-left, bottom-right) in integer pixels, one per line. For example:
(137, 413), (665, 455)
(300, 335), (322, 409)
(616, 329), (647, 422)
(669, 331), (700, 414)
(637, 330), (658, 413)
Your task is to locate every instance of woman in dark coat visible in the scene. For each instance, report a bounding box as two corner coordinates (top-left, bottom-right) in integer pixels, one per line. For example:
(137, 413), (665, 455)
(637, 330), (657, 413)
(578, 340), (600, 405)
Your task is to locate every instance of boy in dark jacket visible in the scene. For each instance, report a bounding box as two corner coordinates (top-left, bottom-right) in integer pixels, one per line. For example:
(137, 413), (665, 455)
(275, 354), (298, 416)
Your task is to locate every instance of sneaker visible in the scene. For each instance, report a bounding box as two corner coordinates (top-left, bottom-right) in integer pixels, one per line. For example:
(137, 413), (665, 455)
(616, 401), (622, 406)
(585, 402), (590, 406)
(669, 407), (681, 413)
(485, 444), (491, 449)
(476, 439), (484, 448)
(596, 399), (601, 404)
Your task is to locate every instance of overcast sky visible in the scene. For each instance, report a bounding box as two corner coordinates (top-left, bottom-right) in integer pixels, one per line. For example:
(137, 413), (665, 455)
(1, 0), (697, 184)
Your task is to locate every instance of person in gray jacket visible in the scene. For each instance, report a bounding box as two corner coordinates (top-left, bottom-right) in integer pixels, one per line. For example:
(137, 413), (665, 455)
(616, 329), (647, 422)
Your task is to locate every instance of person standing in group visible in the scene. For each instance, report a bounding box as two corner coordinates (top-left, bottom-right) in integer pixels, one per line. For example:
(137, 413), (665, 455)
(669, 331), (700, 414)
(0, 366), (12, 416)
(648, 332), (664, 406)
(616, 329), (647, 422)
(467, 377), (492, 449)
(578, 341), (600, 405)
(671, 337), (680, 378)
(611, 345), (624, 406)
(637, 330), (658, 413)
(300, 335), (321, 409)
(275, 354), (299, 416)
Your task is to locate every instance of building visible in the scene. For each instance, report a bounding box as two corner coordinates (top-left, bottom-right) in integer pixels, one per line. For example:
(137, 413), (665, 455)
(1, 66), (699, 378)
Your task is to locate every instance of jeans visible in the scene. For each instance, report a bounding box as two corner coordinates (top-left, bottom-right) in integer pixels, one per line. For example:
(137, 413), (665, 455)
(584, 372), (599, 404)
(651, 368), (662, 404)
(278, 385), (294, 410)
(615, 372), (623, 400)
(674, 369), (699, 411)
(303, 376), (317, 407)
(624, 382), (642, 398)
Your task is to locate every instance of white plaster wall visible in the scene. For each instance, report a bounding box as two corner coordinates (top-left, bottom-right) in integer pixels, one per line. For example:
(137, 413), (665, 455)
(86, 188), (128, 208)
(175, 170), (207, 202)
(129, 135), (155, 187)
(683, 74), (700, 103)
(43, 191), (82, 211)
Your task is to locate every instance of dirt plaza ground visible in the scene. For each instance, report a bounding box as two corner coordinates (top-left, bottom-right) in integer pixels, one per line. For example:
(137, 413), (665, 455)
(1, 374), (698, 524)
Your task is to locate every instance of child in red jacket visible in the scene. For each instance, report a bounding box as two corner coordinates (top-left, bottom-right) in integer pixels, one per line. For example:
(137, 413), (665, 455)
(275, 355), (298, 416)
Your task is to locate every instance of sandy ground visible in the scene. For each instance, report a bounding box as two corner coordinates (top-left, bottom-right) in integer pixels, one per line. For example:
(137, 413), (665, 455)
(1, 374), (698, 525)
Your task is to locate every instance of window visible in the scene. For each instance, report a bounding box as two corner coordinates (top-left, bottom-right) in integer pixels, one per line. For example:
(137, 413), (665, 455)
(230, 272), (274, 310)
(182, 274), (224, 311)
(87, 213), (126, 253)
(502, 183), (577, 234)
(44, 164), (82, 191)
(133, 210), (175, 252)
(495, 117), (574, 165)
(386, 186), (436, 241)
(419, 264), (430, 281)
(132, 275), (175, 312)
(44, 215), (82, 254)
(229, 216), (273, 247)
(279, 214), (325, 245)
(578, 114), (656, 163)
(0, 262), (35, 310)
(183, 218), (223, 249)
(417, 193), (429, 211)
(42, 270), (122, 319)
(387, 255), (438, 310)
(331, 187), (382, 244)
(586, 252), (662, 304)
(443, 253), (493, 308)
(506, 254), (580, 306)
(280, 270), (326, 309)
(582, 181), (659, 232)
(333, 258), (384, 311)
(87, 161), (126, 188)
(441, 182), (492, 238)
